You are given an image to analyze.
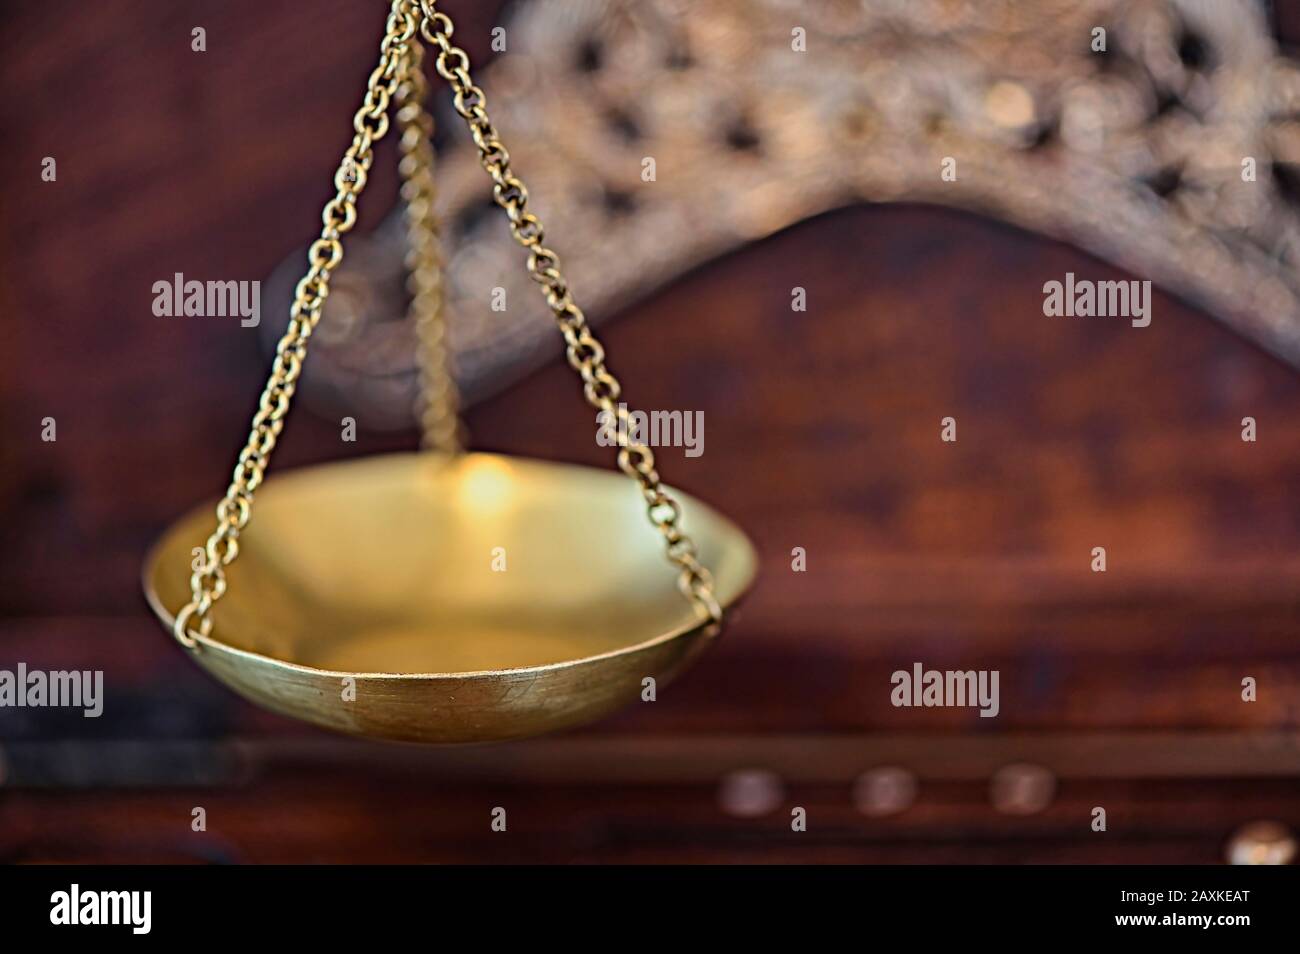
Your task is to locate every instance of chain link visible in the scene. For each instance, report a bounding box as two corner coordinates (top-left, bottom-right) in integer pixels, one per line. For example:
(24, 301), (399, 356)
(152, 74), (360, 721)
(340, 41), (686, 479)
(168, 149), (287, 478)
(395, 35), (463, 453)
(173, 0), (721, 649)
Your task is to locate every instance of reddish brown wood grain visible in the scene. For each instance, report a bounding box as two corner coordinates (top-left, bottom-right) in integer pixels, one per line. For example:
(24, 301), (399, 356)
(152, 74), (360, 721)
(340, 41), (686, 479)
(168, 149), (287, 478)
(2, 0), (1299, 863)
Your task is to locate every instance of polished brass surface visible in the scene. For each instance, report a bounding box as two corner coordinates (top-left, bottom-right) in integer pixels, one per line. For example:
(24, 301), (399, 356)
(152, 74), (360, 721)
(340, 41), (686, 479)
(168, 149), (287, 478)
(144, 453), (756, 743)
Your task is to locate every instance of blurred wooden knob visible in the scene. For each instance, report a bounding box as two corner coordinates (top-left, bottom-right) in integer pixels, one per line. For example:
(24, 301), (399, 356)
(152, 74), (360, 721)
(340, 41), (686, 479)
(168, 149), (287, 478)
(990, 763), (1056, 815)
(853, 767), (918, 817)
(718, 769), (784, 818)
(1226, 821), (1297, 865)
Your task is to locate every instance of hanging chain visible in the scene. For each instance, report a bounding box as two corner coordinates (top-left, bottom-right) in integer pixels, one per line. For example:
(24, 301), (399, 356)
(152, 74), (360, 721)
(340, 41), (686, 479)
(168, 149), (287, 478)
(395, 36), (463, 453)
(173, 0), (720, 649)
(414, 1), (721, 623)
(172, 0), (420, 648)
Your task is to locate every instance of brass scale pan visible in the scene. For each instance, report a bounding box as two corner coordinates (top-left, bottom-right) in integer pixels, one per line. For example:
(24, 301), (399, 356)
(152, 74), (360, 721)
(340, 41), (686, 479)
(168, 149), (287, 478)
(142, 1), (757, 744)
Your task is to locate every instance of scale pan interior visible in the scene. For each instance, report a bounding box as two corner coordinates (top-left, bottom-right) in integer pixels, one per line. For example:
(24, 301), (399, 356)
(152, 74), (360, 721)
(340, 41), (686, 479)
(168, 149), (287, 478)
(143, 452), (757, 743)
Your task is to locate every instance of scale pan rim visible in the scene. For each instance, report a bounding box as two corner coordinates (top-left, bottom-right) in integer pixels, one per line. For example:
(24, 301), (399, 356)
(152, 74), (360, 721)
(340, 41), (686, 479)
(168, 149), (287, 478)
(140, 452), (757, 742)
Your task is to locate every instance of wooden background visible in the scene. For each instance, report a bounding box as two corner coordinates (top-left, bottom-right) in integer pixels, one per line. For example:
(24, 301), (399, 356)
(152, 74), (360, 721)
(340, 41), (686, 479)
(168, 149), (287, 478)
(2, 0), (1299, 863)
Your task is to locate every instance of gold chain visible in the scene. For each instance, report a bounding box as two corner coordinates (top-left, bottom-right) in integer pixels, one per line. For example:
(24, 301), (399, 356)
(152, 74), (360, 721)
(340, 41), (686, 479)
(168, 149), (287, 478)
(395, 36), (463, 453)
(173, 0), (719, 650)
(172, 0), (419, 648)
